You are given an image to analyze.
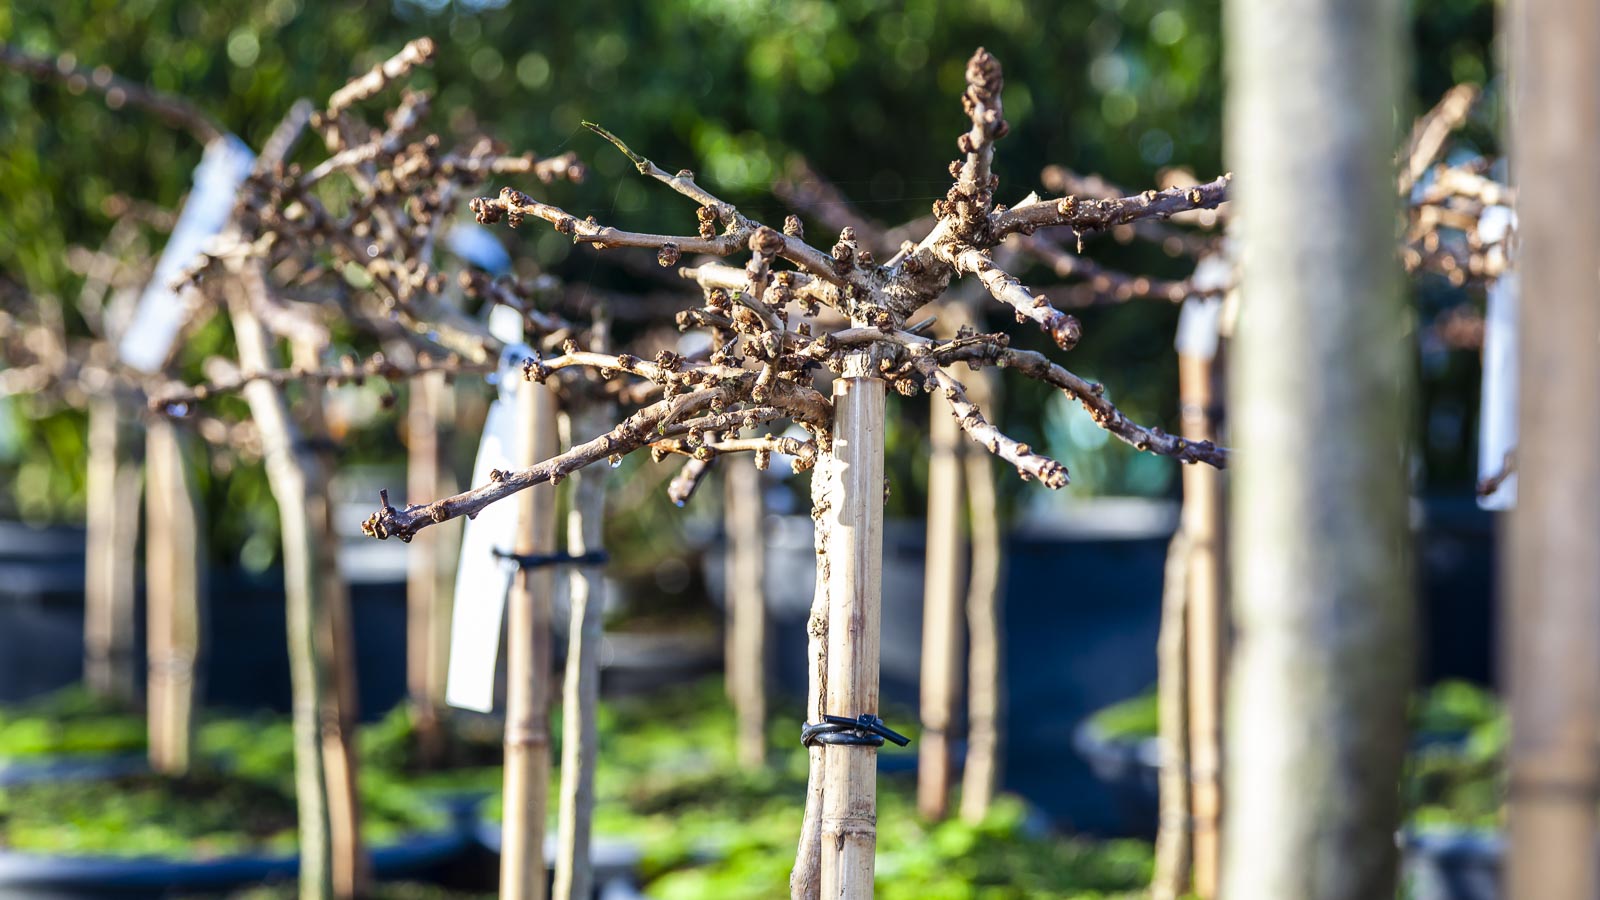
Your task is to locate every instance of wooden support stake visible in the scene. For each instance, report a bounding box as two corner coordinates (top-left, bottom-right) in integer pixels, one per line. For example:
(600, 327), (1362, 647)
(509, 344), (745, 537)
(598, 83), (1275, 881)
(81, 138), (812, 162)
(1223, 1), (1412, 896)
(501, 379), (559, 900)
(1151, 530), (1192, 900)
(144, 416), (204, 775)
(726, 450), (769, 770)
(1178, 343), (1225, 899)
(553, 402), (612, 900)
(819, 363), (886, 900)
(86, 393), (141, 703)
(407, 370), (451, 765)
(958, 421), (1003, 825)
(226, 270), (334, 900)
(1505, 0), (1600, 896)
(918, 386), (965, 820)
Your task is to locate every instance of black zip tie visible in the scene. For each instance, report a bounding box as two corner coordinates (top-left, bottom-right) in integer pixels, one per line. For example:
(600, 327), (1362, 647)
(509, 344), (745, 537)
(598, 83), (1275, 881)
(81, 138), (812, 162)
(800, 713), (911, 749)
(492, 547), (610, 569)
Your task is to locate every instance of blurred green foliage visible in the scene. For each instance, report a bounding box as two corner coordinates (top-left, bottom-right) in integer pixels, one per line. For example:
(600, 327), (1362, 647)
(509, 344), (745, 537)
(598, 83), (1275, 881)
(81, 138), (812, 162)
(1, 0), (1496, 559)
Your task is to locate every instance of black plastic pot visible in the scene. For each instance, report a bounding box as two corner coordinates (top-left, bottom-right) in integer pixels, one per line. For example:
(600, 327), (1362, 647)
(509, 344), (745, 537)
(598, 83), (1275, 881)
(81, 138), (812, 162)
(0, 752), (146, 787)
(1400, 828), (1503, 900)
(1070, 721), (1161, 835)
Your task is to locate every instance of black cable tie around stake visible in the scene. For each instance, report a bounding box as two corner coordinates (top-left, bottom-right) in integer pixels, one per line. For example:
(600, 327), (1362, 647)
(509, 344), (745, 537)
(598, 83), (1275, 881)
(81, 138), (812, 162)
(491, 547), (610, 569)
(800, 713), (911, 749)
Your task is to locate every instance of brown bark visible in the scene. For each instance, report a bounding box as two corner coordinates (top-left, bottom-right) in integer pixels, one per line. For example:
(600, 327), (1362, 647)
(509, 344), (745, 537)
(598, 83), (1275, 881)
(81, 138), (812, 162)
(789, 450), (833, 900)
(1504, 0), (1600, 896)
(1222, 1), (1413, 897)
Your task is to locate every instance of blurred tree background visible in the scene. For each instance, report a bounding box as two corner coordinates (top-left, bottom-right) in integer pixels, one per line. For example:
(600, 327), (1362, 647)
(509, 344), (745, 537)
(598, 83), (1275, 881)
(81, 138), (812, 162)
(0, 0), (1497, 566)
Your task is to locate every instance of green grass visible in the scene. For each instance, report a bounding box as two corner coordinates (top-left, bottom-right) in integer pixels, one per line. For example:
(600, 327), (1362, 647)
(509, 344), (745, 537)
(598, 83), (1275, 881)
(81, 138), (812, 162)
(0, 685), (146, 758)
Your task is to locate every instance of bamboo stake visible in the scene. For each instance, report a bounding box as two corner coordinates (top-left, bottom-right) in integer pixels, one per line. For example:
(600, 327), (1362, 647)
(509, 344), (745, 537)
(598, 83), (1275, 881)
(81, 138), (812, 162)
(1151, 530), (1192, 900)
(501, 379), (559, 900)
(553, 400), (612, 900)
(1178, 338), (1225, 899)
(819, 362), (887, 900)
(144, 416), (204, 775)
(958, 420), (1003, 825)
(917, 384), (965, 820)
(407, 370), (449, 765)
(789, 450), (834, 900)
(85, 393), (141, 703)
(1505, 0), (1600, 896)
(226, 271), (334, 900)
(726, 449), (769, 770)
(292, 338), (369, 900)
(1222, 1), (1412, 896)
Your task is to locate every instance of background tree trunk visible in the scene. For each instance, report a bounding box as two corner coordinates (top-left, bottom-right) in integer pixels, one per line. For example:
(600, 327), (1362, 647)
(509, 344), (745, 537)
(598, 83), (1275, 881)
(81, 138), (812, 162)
(958, 369), (1002, 825)
(1151, 530), (1191, 900)
(553, 401), (612, 900)
(501, 380), (559, 900)
(918, 387), (965, 821)
(1504, 0), (1600, 896)
(85, 393), (141, 704)
(226, 270), (334, 900)
(1222, 1), (1413, 897)
(818, 362), (886, 900)
(144, 416), (204, 775)
(726, 450), (769, 771)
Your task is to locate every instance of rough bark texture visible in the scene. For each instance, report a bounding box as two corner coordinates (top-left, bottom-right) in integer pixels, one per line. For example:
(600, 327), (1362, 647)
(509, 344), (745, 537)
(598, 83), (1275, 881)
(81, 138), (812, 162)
(501, 380), (559, 900)
(726, 452), (769, 770)
(818, 364), (887, 900)
(553, 402), (612, 900)
(144, 417), (204, 775)
(1152, 530), (1192, 900)
(1178, 349), (1225, 899)
(1222, 1), (1413, 898)
(226, 275), (333, 900)
(918, 386), (966, 821)
(85, 394), (141, 703)
(1505, 1), (1600, 896)
(790, 450), (833, 900)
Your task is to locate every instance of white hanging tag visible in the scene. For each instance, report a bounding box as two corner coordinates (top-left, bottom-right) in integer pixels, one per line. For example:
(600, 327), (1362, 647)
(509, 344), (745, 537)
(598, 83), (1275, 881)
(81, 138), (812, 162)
(120, 135), (256, 373)
(445, 341), (530, 712)
(1477, 269), (1518, 510)
(1176, 255), (1228, 360)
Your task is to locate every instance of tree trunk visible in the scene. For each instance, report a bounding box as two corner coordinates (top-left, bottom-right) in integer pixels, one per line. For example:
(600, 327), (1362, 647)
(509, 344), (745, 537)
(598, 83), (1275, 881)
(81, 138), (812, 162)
(958, 426), (1002, 825)
(918, 388), (965, 821)
(819, 362), (886, 900)
(1222, 1), (1413, 897)
(225, 270), (334, 900)
(291, 338), (369, 900)
(553, 401), (611, 900)
(1178, 342), (1225, 899)
(1151, 530), (1192, 900)
(1504, 1), (1600, 896)
(144, 416), (204, 775)
(726, 451), (768, 770)
(502, 380), (559, 900)
(86, 393), (141, 704)
(789, 450), (833, 900)
(407, 370), (451, 766)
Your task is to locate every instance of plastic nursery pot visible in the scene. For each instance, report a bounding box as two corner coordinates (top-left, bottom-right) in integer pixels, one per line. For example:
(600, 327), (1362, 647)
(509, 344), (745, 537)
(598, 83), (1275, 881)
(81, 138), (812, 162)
(1070, 720), (1162, 837)
(1400, 828), (1503, 900)
(0, 752), (147, 787)
(472, 824), (650, 886)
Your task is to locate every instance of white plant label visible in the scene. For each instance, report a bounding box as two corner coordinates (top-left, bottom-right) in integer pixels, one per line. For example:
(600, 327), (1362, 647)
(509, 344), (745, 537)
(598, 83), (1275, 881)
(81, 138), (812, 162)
(1478, 268), (1518, 511)
(1175, 254), (1229, 360)
(119, 135), (256, 373)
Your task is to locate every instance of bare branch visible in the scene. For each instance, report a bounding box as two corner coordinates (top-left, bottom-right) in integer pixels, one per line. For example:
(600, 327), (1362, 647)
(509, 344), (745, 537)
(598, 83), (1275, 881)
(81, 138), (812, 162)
(0, 43), (223, 144)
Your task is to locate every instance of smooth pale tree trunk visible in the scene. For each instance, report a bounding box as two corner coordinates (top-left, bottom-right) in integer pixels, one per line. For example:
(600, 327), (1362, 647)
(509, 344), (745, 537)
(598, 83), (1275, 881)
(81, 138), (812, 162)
(291, 338), (369, 900)
(407, 370), (452, 765)
(819, 363), (887, 900)
(725, 451), (768, 770)
(553, 402), (612, 900)
(958, 421), (1002, 825)
(790, 450), (834, 900)
(1504, 1), (1600, 896)
(226, 271), (334, 900)
(1179, 345), (1226, 899)
(918, 389), (965, 820)
(144, 416), (204, 774)
(1223, 1), (1413, 898)
(85, 393), (141, 703)
(501, 380), (559, 900)
(1151, 531), (1192, 900)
